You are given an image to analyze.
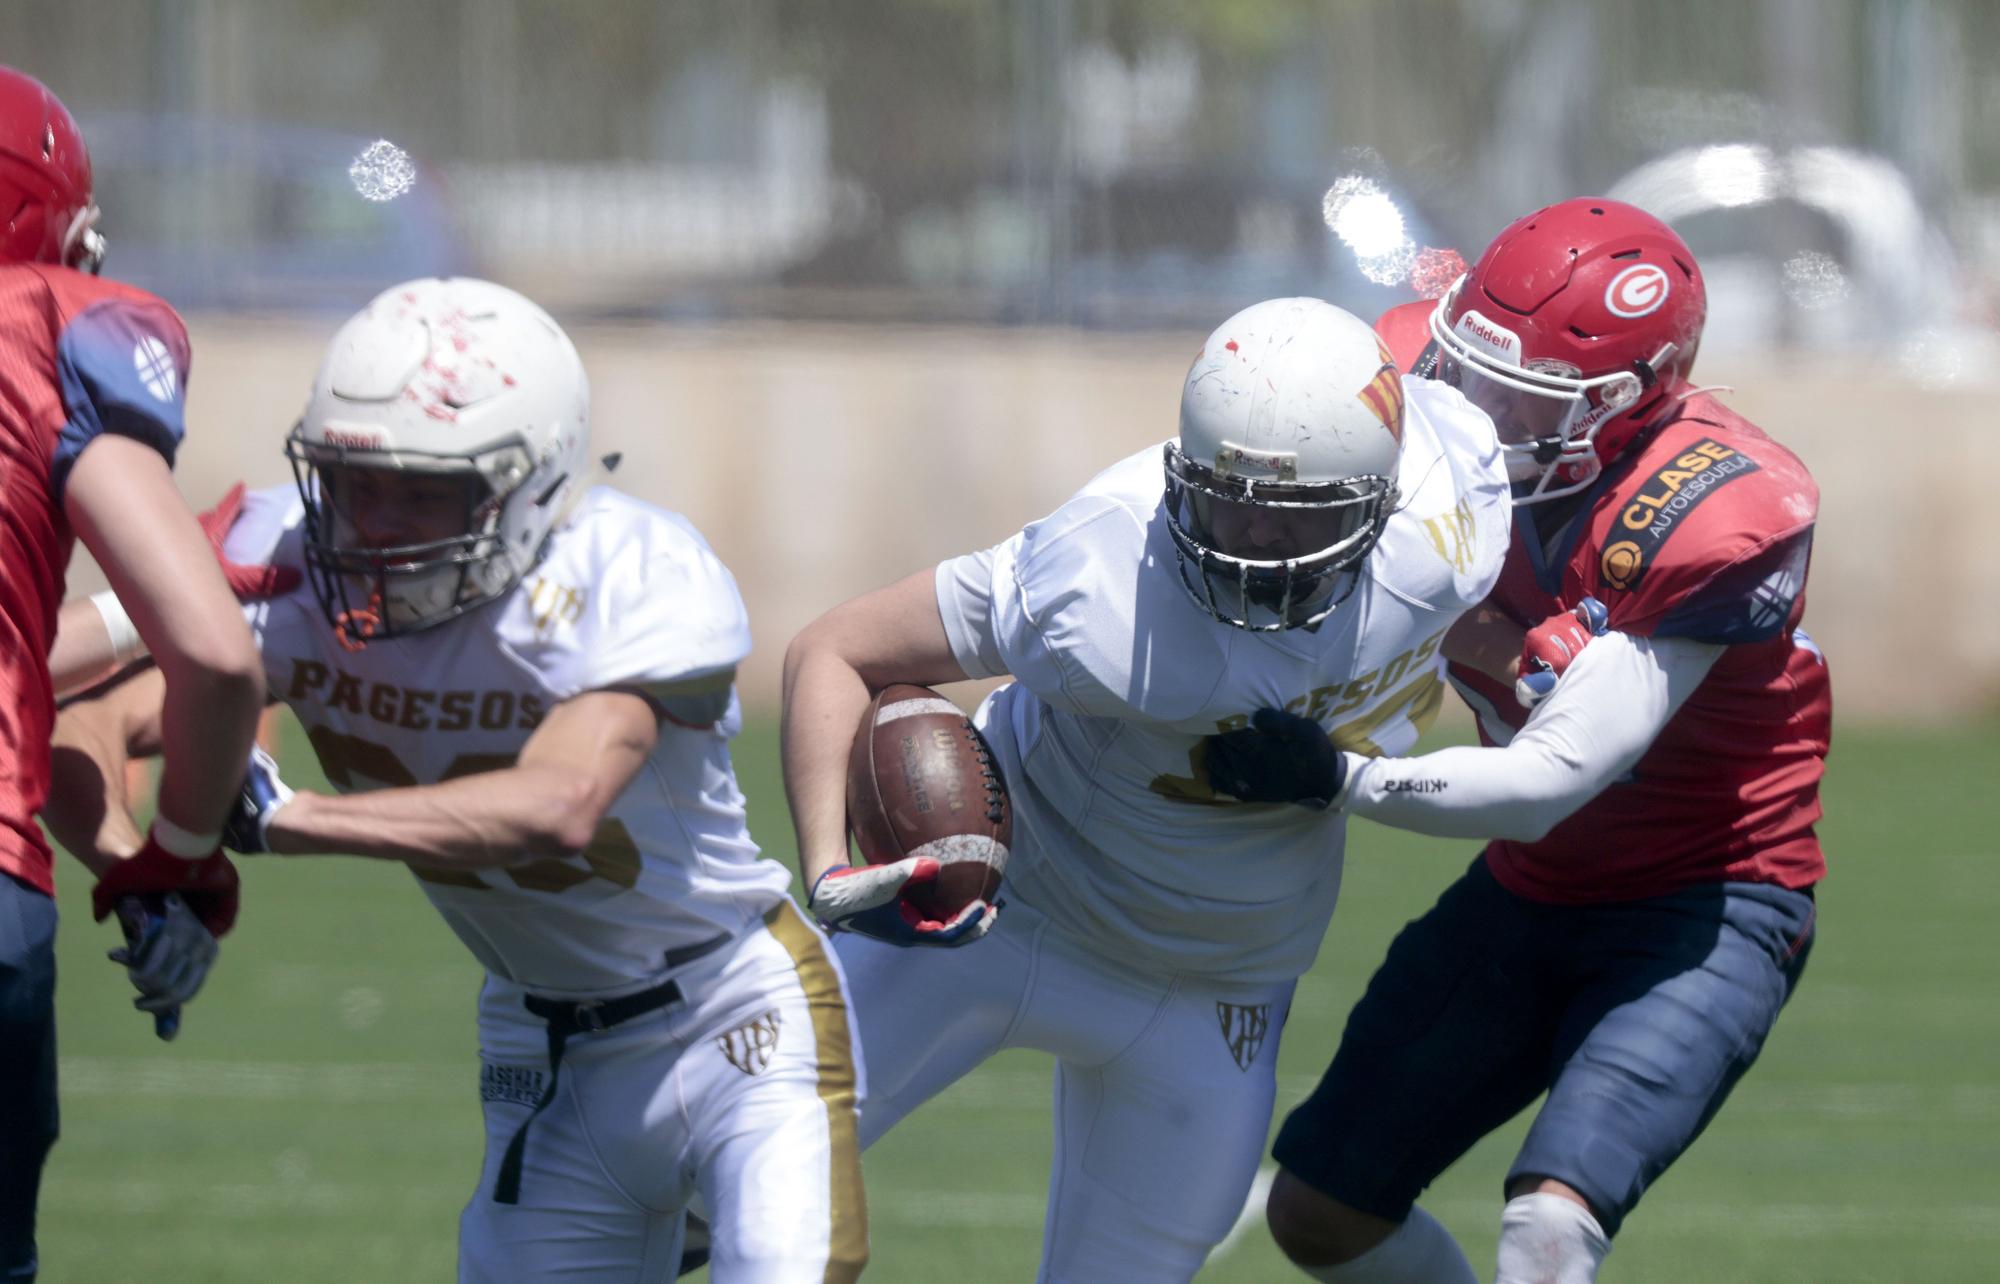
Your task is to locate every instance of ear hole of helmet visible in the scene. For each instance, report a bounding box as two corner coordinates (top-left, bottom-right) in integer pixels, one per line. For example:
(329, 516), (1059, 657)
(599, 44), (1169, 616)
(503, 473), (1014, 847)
(61, 204), (104, 274)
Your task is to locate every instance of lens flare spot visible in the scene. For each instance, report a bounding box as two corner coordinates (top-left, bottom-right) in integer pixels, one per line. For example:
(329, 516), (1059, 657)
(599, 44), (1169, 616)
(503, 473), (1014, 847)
(1409, 246), (1468, 299)
(1322, 175), (1409, 259)
(338, 986), (386, 1031)
(1780, 251), (1850, 310)
(1689, 144), (1775, 209)
(349, 140), (417, 202)
(1897, 327), (1967, 390)
(1323, 175), (1420, 284)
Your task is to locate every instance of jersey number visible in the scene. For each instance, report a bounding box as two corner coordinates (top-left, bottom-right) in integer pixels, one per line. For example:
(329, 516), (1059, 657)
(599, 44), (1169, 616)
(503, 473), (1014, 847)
(306, 724), (642, 893)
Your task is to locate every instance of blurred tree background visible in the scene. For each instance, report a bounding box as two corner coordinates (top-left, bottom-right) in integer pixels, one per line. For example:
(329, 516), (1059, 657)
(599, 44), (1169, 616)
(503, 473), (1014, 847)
(5, 0), (1994, 348)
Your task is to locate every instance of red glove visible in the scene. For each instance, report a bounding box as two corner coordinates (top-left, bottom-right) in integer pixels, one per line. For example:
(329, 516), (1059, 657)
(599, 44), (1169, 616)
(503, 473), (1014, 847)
(197, 483), (302, 601)
(1515, 597), (1610, 708)
(92, 838), (242, 939)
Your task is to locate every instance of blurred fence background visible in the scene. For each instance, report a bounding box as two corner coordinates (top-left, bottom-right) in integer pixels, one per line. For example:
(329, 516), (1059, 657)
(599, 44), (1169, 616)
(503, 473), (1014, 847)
(9, 0), (2000, 715)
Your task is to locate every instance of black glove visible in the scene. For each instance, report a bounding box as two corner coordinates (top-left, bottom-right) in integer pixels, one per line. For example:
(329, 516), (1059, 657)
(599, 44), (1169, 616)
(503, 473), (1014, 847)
(1203, 707), (1345, 810)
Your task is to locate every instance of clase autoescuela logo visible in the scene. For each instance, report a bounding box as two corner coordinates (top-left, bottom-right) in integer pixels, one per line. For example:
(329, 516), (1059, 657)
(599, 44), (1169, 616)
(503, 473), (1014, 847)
(1599, 439), (1760, 591)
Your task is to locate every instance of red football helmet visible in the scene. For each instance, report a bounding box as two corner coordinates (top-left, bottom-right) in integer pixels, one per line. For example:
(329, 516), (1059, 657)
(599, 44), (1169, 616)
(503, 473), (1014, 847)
(1429, 197), (1705, 501)
(0, 66), (102, 272)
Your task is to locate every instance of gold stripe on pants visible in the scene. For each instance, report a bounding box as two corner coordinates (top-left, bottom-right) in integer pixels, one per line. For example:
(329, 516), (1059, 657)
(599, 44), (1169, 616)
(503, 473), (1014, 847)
(764, 901), (869, 1283)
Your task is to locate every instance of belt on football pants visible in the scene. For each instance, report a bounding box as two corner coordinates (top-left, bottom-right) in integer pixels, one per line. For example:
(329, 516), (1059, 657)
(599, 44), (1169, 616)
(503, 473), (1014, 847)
(491, 931), (734, 1205)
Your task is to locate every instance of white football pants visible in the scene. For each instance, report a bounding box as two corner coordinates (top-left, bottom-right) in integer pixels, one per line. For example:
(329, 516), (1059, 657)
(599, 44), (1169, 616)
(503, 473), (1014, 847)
(836, 896), (1294, 1283)
(459, 902), (868, 1283)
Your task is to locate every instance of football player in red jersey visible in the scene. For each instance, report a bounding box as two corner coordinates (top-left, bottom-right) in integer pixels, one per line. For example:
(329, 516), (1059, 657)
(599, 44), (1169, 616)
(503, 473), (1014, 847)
(1212, 199), (1828, 1283)
(0, 66), (265, 1280)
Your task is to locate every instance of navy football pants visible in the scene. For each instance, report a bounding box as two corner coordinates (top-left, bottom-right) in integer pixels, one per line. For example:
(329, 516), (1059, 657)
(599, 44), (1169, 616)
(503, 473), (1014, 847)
(1275, 857), (1815, 1236)
(0, 873), (59, 1281)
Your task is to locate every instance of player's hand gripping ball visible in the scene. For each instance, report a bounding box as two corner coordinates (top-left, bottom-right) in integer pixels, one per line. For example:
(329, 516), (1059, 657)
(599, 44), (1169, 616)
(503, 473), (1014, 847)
(836, 684), (1011, 941)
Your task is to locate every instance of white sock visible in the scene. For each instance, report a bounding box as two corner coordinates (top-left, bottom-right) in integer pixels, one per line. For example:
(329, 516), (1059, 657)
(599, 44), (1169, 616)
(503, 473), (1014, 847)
(1301, 1205), (1476, 1283)
(1494, 1192), (1611, 1284)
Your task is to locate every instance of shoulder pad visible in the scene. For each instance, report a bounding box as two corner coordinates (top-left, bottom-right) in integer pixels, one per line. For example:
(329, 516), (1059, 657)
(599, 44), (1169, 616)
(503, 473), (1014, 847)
(50, 291), (196, 497)
(994, 490), (1156, 719)
(1373, 300), (1437, 374)
(1590, 412), (1817, 638)
(1378, 381), (1511, 611)
(500, 489), (750, 699)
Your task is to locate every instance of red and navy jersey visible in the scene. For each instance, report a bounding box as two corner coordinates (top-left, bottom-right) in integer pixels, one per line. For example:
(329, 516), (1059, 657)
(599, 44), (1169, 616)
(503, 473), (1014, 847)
(1448, 395), (1831, 903)
(0, 263), (191, 895)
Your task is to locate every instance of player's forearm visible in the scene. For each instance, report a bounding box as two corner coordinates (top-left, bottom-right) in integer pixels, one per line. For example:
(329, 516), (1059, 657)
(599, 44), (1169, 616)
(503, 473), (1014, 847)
(780, 637), (871, 888)
(1343, 632), (1721, 842)
(1342, 741), (1594, 841)
(1441, 603), (1528, 684)
(266, 766), (599, 868)
(151, 652), (265, 839)
(781, 569), (973, 887)
(68, 438), (267, 840)
(46, 693), (148, 877)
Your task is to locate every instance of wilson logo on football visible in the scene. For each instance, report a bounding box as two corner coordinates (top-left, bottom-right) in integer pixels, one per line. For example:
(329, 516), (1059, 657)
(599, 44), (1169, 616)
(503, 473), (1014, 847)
(1604, 264), (1671, 319)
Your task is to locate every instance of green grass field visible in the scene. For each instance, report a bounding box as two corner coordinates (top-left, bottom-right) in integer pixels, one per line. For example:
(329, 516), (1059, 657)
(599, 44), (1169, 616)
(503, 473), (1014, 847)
(40, 716), (2000, 1282)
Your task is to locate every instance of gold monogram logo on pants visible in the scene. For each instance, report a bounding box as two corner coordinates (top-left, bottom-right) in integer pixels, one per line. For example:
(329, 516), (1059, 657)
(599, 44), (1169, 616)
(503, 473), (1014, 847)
(1216, 1002), (1270, 1072)
(716, 1009), (783, 1076)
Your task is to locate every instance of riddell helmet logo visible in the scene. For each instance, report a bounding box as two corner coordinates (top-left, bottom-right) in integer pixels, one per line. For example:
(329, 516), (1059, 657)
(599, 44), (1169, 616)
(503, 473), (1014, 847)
(322, 428), (387, 450)
(1605, 264), (1671, 319)
(1453, 309), (1520, 363)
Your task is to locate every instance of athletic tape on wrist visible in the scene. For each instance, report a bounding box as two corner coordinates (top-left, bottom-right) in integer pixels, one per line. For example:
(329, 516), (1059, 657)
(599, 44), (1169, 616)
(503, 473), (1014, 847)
(149, 815), (222, 860)
(89, 590), (147, 667)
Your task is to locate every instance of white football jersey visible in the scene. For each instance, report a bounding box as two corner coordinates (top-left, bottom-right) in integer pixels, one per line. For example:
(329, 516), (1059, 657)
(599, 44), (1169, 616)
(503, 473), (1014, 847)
(935, 379), (1510, 983)
(225, 484), (792, 996)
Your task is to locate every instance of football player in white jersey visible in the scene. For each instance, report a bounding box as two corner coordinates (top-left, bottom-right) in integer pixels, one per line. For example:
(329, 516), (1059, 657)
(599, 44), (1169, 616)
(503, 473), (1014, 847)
(47, 279), (867, 1284)
(781, 297), (1511, 1281)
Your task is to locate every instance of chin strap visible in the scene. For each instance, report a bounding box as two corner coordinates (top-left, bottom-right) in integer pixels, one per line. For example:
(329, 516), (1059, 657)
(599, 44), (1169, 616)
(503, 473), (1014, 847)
(333, 590), (384, 653)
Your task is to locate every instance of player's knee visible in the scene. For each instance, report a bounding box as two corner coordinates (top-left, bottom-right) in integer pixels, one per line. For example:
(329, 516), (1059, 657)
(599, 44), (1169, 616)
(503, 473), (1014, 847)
(1494, 1191), (1611, 1284)
(1265, 1169), (1394, 1266)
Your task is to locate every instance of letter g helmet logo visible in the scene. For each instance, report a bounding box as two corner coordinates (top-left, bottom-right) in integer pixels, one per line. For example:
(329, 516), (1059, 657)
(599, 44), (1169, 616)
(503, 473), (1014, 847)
(1604, 264), (1670, 319)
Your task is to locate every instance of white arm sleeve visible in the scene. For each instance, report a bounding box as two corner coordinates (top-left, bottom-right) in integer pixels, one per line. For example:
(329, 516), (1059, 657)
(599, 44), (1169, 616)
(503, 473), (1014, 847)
(1341, 631), (1724, 841)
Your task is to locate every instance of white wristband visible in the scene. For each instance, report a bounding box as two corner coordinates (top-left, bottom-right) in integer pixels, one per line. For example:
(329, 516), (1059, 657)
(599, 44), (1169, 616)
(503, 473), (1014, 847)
(88, 590), (147, 667)
(149, 815), (222, 860)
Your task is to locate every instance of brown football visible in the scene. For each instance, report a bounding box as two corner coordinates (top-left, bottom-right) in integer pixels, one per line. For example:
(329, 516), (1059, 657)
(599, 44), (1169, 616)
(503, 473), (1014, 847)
(846, 683), (1011, 921)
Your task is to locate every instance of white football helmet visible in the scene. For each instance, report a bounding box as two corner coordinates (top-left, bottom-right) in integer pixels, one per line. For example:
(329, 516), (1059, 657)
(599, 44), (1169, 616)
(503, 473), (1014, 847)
(1165, 297), (1404, 630)
(286, 277), (589, 644)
